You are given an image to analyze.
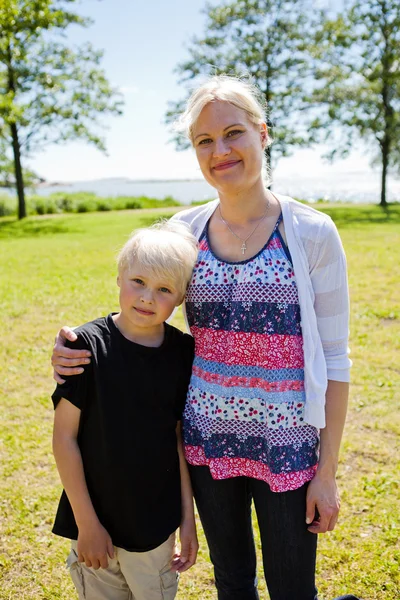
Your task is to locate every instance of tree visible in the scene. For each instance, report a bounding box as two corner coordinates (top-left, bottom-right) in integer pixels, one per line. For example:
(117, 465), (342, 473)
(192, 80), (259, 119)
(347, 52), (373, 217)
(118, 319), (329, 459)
(166, 0), (319, 178)
(310, 0), (400, 206)
(0, 0), (123, 219)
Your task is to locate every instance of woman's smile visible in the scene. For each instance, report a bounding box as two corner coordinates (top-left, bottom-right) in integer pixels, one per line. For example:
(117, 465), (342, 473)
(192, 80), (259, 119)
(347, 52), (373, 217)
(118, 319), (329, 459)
(213, 160), (242, 171)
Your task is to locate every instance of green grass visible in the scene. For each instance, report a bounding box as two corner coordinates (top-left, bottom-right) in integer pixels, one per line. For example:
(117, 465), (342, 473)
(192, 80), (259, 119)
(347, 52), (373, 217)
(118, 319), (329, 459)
(0, 204), (399, 599)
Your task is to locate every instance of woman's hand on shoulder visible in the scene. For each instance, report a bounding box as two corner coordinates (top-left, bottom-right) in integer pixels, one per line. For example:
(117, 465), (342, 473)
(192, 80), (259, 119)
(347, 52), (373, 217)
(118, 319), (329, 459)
(51, 326), (91, 384)
(305, 472), (340, 534)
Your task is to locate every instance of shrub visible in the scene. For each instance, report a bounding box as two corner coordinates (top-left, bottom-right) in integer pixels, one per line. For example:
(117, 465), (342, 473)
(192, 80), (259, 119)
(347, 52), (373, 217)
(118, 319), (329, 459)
(76, 199), (98, 213)
(0, 191), (182, 218)
(29, 196), (59, 215)
(124, 199), (142, 210)
(56, 195), (77, 212)
(96, 201), (112, 211)
(0, 194), (16, 216)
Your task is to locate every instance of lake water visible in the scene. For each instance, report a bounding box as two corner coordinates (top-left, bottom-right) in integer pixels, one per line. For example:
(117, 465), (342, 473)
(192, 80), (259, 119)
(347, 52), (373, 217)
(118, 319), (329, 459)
(16, 171), (400, 204)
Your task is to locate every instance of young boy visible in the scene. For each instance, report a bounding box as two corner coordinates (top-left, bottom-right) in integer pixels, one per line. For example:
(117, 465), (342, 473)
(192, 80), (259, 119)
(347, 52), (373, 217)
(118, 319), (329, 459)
(52, 221), (199, 600)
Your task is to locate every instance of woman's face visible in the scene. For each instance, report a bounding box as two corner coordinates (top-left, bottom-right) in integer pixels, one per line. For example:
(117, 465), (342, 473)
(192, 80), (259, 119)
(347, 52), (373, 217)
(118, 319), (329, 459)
(192, 100), (267, 195)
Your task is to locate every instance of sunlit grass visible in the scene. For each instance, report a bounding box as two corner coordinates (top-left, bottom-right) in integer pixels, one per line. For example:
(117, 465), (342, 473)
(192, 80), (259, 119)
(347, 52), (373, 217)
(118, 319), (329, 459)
(0, 204), (399, 599)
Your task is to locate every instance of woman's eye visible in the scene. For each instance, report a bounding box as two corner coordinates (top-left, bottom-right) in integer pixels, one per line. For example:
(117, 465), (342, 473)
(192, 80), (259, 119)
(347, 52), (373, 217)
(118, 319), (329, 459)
(226, 129), (242, 138)
(198, 138), (212, 145)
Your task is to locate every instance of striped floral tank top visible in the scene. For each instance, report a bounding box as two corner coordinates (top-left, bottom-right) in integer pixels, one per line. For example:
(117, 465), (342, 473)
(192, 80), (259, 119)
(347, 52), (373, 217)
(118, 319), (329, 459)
(183, 213), (319, 492)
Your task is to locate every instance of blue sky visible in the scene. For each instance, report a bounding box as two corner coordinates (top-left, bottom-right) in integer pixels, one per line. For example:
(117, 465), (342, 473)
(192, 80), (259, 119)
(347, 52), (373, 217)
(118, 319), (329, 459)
(29, 0), (370, 183)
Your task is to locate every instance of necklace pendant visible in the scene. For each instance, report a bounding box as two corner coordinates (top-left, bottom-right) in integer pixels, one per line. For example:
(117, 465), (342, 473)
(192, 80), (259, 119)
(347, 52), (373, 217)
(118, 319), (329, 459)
(241, 242), (246, 255)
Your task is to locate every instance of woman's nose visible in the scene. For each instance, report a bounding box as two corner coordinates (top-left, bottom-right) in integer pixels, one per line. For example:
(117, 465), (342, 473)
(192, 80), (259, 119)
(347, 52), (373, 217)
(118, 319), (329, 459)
(213, 137), (231, 157)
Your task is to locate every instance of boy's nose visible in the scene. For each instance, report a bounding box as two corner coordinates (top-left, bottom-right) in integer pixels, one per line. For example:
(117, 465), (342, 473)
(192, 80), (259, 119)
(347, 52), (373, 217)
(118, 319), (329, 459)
(140, 289), (154, 303)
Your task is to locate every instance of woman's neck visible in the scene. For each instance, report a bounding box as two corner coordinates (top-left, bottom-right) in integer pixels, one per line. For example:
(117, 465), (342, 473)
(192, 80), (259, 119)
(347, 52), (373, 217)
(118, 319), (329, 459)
(217, 180), (276, 225)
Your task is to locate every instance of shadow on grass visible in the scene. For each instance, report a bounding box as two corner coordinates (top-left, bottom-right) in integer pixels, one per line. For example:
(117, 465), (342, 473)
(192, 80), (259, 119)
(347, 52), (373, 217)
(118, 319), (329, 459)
(1, 205), (398, 240)
(316, 203), (400, 228)
(140, 204), (400, 229)
(0, 216), (84, 239)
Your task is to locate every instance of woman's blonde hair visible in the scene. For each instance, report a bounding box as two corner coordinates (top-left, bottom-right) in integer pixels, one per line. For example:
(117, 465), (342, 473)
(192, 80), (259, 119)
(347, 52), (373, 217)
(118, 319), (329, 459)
(175, 75), (272, 184)
(117, 220), (198, 298)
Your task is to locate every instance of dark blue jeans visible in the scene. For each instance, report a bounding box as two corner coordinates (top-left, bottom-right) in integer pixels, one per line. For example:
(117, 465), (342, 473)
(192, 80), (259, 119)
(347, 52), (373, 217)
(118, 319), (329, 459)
(189, 465), (361, 600)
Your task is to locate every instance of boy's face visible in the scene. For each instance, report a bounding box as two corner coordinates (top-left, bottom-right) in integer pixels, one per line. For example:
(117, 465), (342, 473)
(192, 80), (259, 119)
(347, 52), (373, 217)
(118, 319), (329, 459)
(117, 261), (183, 333)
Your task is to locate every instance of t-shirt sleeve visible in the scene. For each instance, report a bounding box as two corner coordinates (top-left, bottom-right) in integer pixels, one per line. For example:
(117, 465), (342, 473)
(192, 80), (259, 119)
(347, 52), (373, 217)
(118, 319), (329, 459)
(51, 332), (92, 411)
(175, 334), (195, 419)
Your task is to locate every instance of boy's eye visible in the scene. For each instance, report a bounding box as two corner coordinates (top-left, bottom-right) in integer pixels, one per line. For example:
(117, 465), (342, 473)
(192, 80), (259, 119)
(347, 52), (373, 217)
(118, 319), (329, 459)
(159, 286), (172, 293)
(132, 278), (144, 285)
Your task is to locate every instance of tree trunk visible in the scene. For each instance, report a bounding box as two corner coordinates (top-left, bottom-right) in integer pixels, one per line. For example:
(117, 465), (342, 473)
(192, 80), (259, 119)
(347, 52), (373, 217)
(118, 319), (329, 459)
(380, 141), (389, 207)
(6, 44), (26, 219)
(10, 122), (26, 219)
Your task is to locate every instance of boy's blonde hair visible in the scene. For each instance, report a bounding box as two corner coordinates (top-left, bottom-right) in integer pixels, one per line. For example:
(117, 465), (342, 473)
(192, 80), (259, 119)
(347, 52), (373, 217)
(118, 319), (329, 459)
(176, 74), (272, 185)
(117, 220), (198, 298)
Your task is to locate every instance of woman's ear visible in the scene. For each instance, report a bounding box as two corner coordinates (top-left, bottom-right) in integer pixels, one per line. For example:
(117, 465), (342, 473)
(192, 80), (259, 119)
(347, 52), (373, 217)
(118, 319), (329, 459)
(260, 122), (268, 148)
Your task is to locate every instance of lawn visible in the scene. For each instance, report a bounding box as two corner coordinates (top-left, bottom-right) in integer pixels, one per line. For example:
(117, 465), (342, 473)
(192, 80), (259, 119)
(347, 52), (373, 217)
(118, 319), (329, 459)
(0, 204), (399, 599)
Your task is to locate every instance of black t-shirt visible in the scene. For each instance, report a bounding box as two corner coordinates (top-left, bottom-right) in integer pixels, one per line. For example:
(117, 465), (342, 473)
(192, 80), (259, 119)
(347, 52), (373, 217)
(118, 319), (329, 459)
(52, 314), (194, 552)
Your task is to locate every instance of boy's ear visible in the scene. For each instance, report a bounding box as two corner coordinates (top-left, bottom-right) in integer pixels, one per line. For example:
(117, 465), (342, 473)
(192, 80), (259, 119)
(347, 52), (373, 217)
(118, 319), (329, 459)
(175, 290), (186, 307)
(117, 275), (121, 287)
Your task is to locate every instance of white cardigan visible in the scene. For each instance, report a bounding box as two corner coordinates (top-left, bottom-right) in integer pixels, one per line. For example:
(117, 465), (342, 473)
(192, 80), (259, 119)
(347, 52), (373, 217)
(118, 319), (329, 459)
(171, 194), (352, 429)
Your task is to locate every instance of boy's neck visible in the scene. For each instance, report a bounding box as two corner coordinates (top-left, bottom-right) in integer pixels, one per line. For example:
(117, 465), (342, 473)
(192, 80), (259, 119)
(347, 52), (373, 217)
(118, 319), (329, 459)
(112, 313), (165, 348)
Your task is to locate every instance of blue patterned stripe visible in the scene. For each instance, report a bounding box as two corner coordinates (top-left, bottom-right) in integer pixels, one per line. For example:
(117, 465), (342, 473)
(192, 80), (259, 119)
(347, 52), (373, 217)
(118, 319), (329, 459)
(184, 411), (319, 446)
(186, 282), (299, 304)
(186, 301), (302, 335)
(190, 376), (305, 405)
(184, 425), (318, 474)
(193, 358), (304, 382)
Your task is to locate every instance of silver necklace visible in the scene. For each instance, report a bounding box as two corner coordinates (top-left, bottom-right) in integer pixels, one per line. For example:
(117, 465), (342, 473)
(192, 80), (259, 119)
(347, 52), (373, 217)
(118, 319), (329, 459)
(218, 197), (271, 255)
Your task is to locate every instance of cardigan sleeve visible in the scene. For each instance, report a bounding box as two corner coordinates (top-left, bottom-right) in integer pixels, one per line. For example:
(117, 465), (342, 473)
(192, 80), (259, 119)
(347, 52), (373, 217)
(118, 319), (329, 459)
(308, 218), (352, 382)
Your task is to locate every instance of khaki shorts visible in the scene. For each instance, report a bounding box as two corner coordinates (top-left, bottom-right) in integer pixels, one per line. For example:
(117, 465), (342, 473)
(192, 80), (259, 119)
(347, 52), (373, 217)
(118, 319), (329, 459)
(67, 534), (178, 600)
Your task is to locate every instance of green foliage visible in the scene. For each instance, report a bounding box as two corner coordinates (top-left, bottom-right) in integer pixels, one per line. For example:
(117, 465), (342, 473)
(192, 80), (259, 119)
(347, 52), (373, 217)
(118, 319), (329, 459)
(0, 192), (181, 217)
(165, 0), (321, 169)
(0, 0), (124, 217)
(309, 0), (400, 205)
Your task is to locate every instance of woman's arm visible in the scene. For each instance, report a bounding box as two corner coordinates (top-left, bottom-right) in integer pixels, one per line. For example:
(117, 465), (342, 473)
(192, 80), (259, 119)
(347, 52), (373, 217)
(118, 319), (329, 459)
(53, 399), (114, 568)
(305, 380), (349, 533)
(172, 422), (198, 572)
(51, 327), (91, 384)
(306, 218), (351, 532)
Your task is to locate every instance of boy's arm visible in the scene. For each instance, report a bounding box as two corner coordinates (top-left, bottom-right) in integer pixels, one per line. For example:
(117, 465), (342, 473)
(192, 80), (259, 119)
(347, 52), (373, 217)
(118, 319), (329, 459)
(172, 422), (198, 573)
(53, 398), (114, 569)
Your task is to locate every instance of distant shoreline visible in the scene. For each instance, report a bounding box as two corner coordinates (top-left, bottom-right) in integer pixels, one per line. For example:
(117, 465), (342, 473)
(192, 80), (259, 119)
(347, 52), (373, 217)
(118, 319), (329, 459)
(2, 175), (400, 204)
(34, 178), (207, 188)
(1, 178), (207, 189)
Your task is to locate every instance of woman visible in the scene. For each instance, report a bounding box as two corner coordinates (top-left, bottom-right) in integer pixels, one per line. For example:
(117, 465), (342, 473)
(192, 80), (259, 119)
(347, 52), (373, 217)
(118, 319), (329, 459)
(52, 76), (359, 600)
